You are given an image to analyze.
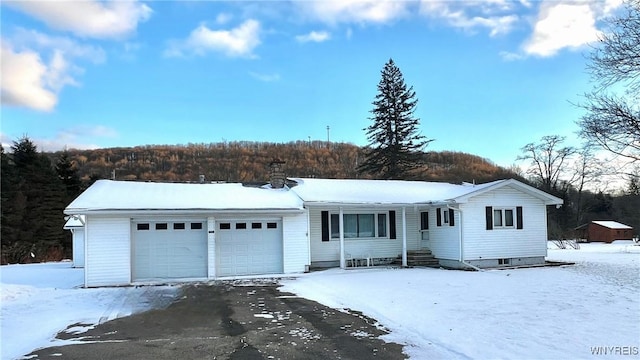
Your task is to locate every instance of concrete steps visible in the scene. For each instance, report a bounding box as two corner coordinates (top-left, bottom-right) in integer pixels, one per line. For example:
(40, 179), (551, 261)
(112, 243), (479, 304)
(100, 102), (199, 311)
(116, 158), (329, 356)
(393, 250), (440, 268)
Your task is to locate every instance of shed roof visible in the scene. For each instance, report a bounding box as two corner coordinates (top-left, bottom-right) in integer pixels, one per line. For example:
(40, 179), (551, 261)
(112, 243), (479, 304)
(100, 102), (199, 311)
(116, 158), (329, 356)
(592, 221), (633, 229)
(64, 180), (304, 214)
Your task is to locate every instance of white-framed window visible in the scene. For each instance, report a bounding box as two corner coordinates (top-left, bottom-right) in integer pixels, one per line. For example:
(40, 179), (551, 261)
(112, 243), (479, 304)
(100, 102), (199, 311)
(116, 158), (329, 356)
(330, 212), (388, 239)
(493, 208), (515, 228)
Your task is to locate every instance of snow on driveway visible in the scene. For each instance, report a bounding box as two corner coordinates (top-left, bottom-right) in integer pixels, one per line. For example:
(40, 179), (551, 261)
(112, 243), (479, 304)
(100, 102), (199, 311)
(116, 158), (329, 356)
(1, 262), (178, 360)
(1, 242), (638, 360)
(280, 241), (640, 359)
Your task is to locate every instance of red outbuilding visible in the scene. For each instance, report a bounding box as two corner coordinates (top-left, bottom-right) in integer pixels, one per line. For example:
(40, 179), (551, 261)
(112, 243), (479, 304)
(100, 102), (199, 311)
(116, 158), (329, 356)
(576, 221), (634, 243)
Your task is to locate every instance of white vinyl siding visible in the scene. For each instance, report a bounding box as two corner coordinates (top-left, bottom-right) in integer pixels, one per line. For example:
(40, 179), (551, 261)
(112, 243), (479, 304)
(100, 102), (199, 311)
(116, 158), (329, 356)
(85, 217), (131, 287)
(282, 212), (310, 273)
(207, 217), (216, 278)
(428, 210), (460, 260)
(72, 228), (85, 268)
(461, 185), (548, 260)
(308, 206), (419, 264)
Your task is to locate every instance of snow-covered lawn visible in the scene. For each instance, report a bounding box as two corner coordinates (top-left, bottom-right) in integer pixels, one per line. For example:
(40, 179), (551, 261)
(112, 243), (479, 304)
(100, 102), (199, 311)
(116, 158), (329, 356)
(280, 241), (640, 359)
(1, 242), (638, 360)
(0, 262), (178, 360)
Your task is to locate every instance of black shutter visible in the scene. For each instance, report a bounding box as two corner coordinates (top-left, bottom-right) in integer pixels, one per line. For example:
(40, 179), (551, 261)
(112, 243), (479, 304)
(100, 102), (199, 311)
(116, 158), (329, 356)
(486, 206), (493, 230)
(321, 211), (329, 241)
(436, 208), (442, 226)
(516, 206), (523, 229)
(449, 209), (455, 227)
(389, 210), (396, 239)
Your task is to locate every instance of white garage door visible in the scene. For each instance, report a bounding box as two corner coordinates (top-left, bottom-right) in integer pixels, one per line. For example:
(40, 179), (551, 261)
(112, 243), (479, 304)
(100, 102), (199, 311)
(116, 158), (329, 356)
(216, 220), (283, 277)
(133, 220), (207, 281)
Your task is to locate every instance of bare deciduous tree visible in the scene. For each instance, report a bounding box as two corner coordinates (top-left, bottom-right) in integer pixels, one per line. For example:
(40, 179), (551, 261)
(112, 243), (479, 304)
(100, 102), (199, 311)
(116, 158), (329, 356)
(517, 135), (577, 193)
(578, 0), (640, 162)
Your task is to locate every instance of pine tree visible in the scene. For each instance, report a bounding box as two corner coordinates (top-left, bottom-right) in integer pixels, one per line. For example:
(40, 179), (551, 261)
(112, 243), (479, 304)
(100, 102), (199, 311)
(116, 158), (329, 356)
(1, 137), (69, 263)
(358, 59), (432, 179)
(55, 150), (82, 199)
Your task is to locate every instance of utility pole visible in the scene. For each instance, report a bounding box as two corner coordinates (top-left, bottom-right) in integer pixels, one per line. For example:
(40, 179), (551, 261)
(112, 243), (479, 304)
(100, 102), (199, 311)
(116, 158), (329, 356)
(326, 126), (330, 143)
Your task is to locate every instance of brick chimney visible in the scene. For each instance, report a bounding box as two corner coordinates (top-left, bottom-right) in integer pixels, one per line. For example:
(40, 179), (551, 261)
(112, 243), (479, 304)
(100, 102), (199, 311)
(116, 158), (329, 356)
(269, 160), (286, 189)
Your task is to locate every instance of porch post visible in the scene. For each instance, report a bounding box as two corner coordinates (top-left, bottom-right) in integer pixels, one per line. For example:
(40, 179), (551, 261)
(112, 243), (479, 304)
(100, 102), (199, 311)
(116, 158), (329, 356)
(402, 206), (407, 267)
(339, 207), (345, 269)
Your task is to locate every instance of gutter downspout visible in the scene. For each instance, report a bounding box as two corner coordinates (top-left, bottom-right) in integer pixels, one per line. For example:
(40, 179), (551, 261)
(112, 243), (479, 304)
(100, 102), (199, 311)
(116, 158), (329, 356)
(83, 217), (88, 288)
(306, 208), (311, 272)
(339, 207), (345, 269)
(447, 204), (482, 272)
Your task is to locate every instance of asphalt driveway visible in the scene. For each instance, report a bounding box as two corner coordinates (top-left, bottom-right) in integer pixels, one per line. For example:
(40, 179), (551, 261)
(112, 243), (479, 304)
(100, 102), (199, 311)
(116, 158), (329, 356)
(27, 281), (406, 360)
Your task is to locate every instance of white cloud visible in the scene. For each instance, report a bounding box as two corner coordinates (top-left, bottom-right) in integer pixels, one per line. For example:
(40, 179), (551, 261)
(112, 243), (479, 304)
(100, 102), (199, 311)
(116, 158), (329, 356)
(1, 40), (59, 111)
(0, 30), (105, 111)
(419, 1), (519, 37)
(216, 12), (233, 25)
(5, 0), (152, 39)
(499, 51), (525, 61)
(523, 3), (600, 57)
(296, 0), (409, 25)
(165, 19), (261, 58)
(249, 72), (280, 82)
(12, 28), (106, 64)
(1, 126), (118, 152)
(295, 30), (331, 43)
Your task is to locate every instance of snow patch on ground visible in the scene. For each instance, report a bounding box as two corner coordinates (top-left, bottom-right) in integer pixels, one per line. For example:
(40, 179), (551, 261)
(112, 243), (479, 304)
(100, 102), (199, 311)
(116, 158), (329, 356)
(1, 262), (179, 360)
(2, 242), (638, 360)
(280, 241), (640, 359)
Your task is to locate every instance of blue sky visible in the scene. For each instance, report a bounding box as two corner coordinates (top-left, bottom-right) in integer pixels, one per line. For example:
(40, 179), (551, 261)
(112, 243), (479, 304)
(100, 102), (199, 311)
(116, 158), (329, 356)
(0, 0), (624, 168)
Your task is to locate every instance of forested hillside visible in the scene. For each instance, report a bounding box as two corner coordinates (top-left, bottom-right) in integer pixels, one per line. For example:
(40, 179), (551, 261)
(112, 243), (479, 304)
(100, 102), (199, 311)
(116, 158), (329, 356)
(50, 141), (518, 185)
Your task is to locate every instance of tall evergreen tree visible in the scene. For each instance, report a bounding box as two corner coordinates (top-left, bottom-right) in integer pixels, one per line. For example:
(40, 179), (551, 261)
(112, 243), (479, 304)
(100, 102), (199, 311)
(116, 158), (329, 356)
(358, 59), (432, 179)
(55, 150), (82, 199)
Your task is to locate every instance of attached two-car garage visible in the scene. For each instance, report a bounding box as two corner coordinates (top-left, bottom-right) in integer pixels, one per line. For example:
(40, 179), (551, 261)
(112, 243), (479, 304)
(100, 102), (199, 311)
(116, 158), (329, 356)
(66, 180), (308, 287)
(132, 218), (284, 281)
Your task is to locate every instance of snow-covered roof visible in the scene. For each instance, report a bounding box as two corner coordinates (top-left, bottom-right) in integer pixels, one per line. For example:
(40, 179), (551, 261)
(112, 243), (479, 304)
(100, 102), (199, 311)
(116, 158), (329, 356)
(63, 215), (85, 229)
(289, 178), (526, 205)
(592, 221), (633, 229)
(65, 180), (304, 214)
(289, 178), (564, 206)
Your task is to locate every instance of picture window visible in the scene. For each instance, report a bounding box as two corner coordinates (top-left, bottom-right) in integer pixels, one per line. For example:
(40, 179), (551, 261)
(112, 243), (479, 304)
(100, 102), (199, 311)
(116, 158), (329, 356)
(330, 212), (388, 239)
